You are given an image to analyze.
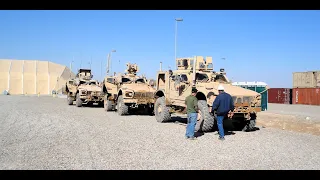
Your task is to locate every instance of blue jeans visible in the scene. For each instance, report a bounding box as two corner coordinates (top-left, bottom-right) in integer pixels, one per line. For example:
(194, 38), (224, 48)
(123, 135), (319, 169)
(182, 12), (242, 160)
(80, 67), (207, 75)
(217, 116), (225, 138)
(185, 113), (198, 138)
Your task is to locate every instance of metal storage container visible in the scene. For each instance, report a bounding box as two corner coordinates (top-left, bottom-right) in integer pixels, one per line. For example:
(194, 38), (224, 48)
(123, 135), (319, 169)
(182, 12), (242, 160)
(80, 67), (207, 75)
(293, 71), (320, 88)
(268, 88), (292, 104)
(292, 88), (320, 105)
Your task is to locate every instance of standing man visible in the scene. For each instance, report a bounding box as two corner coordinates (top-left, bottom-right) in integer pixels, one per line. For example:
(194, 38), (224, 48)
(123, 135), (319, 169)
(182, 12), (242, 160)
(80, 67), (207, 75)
(211, 84), (235, 141)
(184, 88), (199, 140)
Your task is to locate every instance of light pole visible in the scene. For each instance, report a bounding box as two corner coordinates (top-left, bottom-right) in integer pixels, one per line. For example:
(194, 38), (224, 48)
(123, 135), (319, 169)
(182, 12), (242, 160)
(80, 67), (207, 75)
(107, 49), (116, 75)
(89, 56), (92, 69)
(175, 18), (183, 69)
(70, 58), (74, 78)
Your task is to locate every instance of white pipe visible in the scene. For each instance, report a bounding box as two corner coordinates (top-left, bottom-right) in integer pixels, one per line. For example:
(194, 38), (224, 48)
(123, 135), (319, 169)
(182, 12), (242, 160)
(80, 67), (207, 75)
(160, 62), (162, 71)
(22, 60), (25, 94)
(175, 20), (177, 69)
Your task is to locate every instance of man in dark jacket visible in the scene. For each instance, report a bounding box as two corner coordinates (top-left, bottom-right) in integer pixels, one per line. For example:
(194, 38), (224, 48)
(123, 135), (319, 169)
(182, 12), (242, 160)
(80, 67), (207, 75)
(211, 84), (235, 140)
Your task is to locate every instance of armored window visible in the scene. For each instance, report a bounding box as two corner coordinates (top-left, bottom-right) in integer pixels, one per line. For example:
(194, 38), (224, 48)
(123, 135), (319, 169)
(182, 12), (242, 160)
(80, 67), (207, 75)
(182, 59), (188, 66)
(135, 78), (145, 83)
(214, 75), (226, 82)
(207, 63), (213, 69)
(122, 78), (131, 83)
(107, 78), (114, 83)
(180, 74), (188, 82)
(196, 73), (208, 81)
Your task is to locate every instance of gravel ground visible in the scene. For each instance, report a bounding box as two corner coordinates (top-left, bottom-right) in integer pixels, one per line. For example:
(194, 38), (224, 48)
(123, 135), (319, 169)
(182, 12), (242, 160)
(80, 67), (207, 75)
(0, 96), (320, 170)
(266, 103), (320, 121)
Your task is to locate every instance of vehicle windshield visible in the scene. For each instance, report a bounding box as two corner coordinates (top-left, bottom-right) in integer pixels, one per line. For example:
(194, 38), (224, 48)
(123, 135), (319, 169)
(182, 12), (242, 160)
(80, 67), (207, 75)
(84, 81), (97, 85)
(135, 78), (145, 84)
(196, 73), (209, 82)
(214, 74), (227, 82)
(121, 77), (132, 83)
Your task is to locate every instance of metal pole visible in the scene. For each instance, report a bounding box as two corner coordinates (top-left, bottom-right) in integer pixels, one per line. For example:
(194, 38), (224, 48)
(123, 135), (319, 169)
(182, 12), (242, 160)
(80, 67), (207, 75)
(174, 18), (183, 70)
(100, 60), (102, 81)
(107, 53), (110, 75)
(175, 20), (177, 68)
(90, 56), (92, 69)
(110, 53), (112, 75)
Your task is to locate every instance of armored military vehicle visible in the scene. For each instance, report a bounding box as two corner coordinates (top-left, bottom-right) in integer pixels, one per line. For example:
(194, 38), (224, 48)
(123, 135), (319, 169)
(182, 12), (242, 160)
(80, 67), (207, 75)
(65, 69), (104, 107)
(153, 56), (262, 132)
(101, 63), (155, 115)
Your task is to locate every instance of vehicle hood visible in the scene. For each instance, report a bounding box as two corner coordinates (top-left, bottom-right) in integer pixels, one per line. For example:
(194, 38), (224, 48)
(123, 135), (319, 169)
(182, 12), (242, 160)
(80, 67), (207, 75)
(199, 83), (259, 96)
(78, 84), (102, 92)
(121, 84), (155, 92)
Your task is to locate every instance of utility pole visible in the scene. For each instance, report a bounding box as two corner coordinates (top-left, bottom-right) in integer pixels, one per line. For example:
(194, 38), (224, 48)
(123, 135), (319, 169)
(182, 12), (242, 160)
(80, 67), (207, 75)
(107, 49), (116, 75)
(175, 18), (183, 69)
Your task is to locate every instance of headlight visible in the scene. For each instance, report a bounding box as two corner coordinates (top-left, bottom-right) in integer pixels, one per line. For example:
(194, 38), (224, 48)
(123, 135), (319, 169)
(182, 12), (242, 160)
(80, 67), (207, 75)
(125, 91), (134, 97)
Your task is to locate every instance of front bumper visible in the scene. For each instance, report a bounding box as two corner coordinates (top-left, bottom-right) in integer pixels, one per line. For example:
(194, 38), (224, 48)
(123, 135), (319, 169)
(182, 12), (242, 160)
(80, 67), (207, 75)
(80, 91), (104, 102)
(123, 91), (155, 104)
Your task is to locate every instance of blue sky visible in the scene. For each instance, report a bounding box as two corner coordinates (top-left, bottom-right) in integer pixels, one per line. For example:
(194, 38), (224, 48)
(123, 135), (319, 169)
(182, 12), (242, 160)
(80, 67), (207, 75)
(0, 10), (319, 88)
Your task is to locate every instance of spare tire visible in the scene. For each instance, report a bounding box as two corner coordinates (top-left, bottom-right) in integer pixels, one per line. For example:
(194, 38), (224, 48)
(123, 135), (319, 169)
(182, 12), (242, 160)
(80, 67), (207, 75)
(195, 100), (215, 132)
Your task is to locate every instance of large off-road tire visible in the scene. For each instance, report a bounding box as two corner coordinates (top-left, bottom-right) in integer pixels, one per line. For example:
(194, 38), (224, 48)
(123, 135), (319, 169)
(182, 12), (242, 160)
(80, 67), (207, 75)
(154, 97), (171, 123)
(76, 93), (83, 107)
(67, 95), (73, 105)
(104, 96), (113, 111)
(195, 100), (215, 132)
(144, 105), (154, 116)
(117, 95), (129, 115)
(242, 119), (256, 132)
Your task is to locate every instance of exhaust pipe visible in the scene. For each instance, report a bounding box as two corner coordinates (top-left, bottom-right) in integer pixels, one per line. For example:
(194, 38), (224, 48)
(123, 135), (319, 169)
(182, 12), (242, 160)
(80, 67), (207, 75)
(160, 61), (162, 71)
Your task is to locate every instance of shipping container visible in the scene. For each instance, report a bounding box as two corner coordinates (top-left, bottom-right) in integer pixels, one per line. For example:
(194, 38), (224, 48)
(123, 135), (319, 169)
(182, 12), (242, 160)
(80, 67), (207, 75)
(268, 88), (292, 104)
(292, 88), (320, 106)
(293, 71), (320, 88)
(232, 82), (268, 111)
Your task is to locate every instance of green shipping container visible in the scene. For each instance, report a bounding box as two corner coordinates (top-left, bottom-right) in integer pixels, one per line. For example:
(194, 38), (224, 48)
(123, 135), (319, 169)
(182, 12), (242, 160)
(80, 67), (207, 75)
(232, 82), (268, 111)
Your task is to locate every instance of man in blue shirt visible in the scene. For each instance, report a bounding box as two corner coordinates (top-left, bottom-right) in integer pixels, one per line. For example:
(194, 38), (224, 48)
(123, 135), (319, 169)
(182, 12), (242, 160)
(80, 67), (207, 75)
(211, 84), (235, 141)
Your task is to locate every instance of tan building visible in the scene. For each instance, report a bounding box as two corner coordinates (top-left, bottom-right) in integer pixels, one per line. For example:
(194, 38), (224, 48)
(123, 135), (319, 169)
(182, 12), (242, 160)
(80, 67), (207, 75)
(0, 59), (75, 95)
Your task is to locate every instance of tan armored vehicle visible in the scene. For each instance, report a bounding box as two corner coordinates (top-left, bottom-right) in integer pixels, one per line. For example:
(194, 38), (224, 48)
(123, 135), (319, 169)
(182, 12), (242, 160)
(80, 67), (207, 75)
(101, 63), (155, 115)
(154, 56), (261, 132)
(65, 69), (104, 107)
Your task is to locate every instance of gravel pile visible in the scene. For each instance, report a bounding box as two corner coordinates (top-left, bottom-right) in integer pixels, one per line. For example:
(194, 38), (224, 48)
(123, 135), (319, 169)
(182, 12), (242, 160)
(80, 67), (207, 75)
(0, 96), (319, 170)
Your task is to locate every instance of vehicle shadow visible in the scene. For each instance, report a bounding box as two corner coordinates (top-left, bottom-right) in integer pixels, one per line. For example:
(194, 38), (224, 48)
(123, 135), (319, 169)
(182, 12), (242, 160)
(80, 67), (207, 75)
(169, 115), (260, 137)
(76, 103), (104, 108)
